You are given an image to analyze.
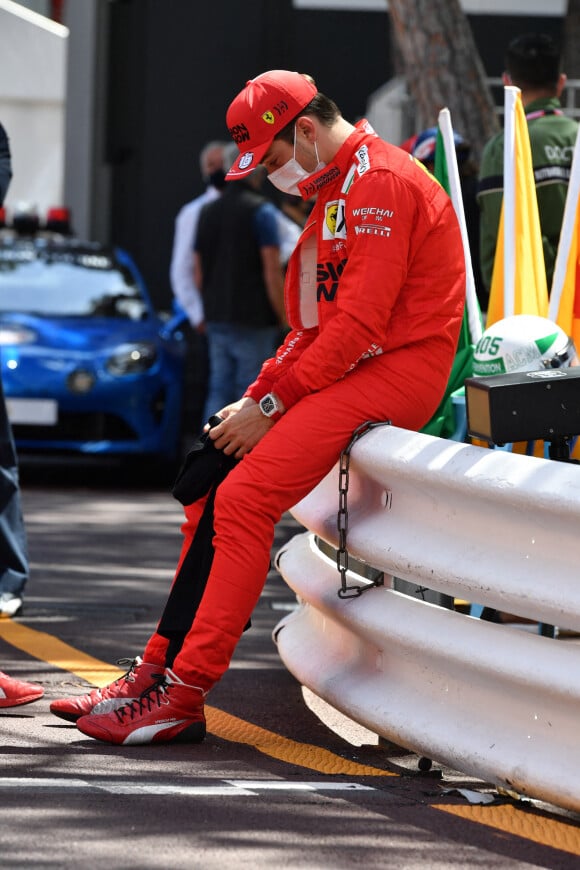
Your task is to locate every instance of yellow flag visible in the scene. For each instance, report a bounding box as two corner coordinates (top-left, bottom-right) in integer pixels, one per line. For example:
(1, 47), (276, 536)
(548, 126), (580, 348)
(486, 87), (548, 327)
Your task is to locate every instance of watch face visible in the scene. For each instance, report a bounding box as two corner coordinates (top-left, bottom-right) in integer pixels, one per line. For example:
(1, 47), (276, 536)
(261, 395), (276, 416)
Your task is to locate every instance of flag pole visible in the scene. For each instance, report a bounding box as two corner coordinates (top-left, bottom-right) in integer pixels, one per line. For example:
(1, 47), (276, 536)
(548, 125), (580, 322)
(438, 108), (482, 342)
(503, 86), (519, 318)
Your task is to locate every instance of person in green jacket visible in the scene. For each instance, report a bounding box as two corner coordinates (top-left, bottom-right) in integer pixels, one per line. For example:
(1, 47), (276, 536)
(477, 33), (579, 304)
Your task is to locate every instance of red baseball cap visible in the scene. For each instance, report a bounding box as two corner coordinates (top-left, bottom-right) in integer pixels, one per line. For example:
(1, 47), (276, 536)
(225, 70), (317, 180)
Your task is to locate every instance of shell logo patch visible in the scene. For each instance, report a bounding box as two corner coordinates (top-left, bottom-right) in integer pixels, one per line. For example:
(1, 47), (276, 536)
(262, 111), (275, 125)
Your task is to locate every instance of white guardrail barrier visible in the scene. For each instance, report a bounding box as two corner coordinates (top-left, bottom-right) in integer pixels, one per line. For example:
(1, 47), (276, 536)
(273, 425), (580, 813)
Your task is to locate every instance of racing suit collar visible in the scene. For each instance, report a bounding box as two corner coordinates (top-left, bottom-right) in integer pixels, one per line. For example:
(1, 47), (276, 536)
(296, 119), (377, 200)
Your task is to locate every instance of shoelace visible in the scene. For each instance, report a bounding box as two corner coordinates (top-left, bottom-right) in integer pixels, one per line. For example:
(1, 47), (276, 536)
(114, 657), (139, 686)
(113, 673), (167, 723)
(87, 658), (140, 702)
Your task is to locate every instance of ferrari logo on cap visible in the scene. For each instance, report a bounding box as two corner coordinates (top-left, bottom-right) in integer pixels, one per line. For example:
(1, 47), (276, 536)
(262, 111), (275, 124)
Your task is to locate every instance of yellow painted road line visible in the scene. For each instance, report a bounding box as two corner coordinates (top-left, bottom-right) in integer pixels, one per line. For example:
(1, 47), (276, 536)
(0, 620), (393, 777)
(433, 804), (580, 856)
(205, 706), (394, 776)
(0, 619), (122, 686)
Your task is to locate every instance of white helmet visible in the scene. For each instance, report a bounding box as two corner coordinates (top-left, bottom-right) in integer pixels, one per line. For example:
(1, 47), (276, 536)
(473, 314), (576, 376)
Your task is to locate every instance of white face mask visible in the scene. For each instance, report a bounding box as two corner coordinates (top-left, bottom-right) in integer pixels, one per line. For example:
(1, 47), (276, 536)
(268, 127), (325, 196)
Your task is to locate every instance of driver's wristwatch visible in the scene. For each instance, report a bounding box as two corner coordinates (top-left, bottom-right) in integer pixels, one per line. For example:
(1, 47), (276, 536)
(258, 392), (283, 422)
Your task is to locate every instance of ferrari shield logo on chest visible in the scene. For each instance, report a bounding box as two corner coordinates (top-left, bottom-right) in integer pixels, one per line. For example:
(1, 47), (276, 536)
(322, 200), (347, 240)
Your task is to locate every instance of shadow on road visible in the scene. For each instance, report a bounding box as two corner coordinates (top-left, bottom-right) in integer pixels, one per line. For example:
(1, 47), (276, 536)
(18, 454), (179, 491)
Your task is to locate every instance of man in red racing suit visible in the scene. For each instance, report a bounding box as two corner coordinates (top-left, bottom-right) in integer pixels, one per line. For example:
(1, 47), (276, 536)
(57, 70), (466, 745)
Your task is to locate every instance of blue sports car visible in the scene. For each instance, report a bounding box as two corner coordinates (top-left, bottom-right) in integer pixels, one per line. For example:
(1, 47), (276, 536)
(0, 233), (187, 464)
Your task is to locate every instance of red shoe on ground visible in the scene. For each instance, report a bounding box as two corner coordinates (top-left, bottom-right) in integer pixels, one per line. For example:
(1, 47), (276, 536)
(50, 657), (162, 723)
(76, 669), (206, 745)
(0, 671), (44, 707)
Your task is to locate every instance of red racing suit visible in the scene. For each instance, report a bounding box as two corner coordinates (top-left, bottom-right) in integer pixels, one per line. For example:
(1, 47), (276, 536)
(144, 120), (466, 690)
(245, 120), (465, 413)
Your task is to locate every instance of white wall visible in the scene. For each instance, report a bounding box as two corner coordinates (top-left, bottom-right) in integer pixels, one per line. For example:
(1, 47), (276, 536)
(0, 0), (68, 219)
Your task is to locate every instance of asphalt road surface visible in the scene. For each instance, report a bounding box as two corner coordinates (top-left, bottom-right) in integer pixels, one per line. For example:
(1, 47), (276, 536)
(1, 462), (579, 869)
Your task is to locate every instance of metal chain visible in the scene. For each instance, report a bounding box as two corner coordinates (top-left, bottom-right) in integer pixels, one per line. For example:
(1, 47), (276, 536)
(336, 420), (391, 599)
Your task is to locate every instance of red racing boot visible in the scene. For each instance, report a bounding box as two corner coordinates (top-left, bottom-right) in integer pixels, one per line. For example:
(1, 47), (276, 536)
(76, 669), (206, 745)
(50, 657), (162, 723)
(0, 671), (44, 707)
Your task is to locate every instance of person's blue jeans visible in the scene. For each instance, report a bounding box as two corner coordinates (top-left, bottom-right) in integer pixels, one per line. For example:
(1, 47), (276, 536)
(0, 376), (28, 597)
(202, 322), (280, 424)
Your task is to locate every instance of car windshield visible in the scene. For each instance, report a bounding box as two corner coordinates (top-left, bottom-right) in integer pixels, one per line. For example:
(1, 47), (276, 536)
(0, 244), (149, 320)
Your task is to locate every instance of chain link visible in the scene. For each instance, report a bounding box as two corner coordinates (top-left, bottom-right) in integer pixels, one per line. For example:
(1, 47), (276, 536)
(336, 420), (391, 599)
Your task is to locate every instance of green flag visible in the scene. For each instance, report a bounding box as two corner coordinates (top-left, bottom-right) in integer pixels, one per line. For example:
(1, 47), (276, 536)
(421, 120), (483, 439)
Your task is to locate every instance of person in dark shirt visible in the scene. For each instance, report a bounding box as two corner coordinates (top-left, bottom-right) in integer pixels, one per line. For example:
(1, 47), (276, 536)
(194, 145), (286, 423)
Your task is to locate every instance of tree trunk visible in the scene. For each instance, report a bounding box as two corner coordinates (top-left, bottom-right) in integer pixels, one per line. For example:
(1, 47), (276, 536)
(388, 0), (499, 163)
(563, 0), (580, 80)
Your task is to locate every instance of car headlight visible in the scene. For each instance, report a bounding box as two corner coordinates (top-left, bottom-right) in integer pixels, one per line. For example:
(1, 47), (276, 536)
(105, 342), (158, 376)
(0, 325), (37, 345)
